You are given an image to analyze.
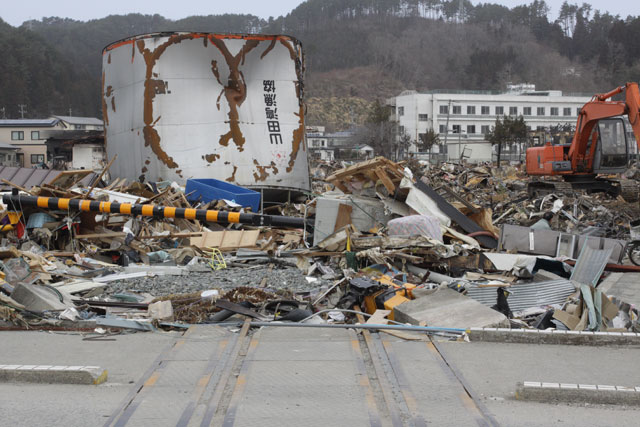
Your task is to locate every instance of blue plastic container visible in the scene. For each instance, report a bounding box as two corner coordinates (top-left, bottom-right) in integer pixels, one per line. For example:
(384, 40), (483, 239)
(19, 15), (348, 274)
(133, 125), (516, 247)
(185, 179), (261, 212)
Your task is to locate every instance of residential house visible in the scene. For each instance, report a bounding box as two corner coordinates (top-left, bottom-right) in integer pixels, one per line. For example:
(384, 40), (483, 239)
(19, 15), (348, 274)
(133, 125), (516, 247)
(0, 118), (65, 167)
(52, 116), (104, 131)
(0, 142), (20, 167)
(45, 131), (106, 171)
(0, 116), (104, 168)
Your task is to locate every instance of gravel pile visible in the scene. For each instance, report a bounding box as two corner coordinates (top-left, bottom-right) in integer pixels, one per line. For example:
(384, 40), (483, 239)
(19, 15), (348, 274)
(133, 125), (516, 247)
(100, 265), (332, 297)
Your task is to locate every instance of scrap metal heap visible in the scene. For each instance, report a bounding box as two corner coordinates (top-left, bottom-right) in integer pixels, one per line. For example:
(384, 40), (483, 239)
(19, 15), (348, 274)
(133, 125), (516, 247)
(0, 156), (638, 337)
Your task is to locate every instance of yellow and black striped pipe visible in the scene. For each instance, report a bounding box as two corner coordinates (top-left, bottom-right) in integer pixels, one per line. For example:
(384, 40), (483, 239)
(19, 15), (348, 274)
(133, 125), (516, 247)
(2, 194), (306, 228)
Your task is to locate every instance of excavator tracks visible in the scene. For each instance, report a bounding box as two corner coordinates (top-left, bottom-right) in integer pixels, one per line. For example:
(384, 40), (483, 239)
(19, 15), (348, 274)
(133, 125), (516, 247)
(619, 180), (640, 203)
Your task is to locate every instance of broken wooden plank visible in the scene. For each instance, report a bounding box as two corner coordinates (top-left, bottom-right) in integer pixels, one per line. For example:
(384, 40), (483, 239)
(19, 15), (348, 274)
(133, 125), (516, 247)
(374, 168), (396, 193)
(190, 230), (259, 250)
(333, 203), (353, 232)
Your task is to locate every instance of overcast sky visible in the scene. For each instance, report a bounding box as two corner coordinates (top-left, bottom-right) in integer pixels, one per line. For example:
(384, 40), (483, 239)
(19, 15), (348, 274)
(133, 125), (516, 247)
(1, 0), (637, 27)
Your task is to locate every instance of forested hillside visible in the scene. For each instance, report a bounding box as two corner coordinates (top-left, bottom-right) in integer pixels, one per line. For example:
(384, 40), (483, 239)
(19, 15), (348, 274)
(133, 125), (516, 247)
(0, 0), (639, 130)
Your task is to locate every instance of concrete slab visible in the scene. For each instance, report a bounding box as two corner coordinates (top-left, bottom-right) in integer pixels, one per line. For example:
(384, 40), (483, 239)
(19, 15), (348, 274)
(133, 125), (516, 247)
(599, 272), (640, 308)
(437, 340), (640, 425)
(516, 381), (640, 405)
(0, 364), (107, 384)
(393, 287), (509, 328)
(0, 330), (174, 427)
(381, 337), (488, 425)
(223, 327), (382, 427)
(466, 327), (640, 346)
(11, 282), (74, 312)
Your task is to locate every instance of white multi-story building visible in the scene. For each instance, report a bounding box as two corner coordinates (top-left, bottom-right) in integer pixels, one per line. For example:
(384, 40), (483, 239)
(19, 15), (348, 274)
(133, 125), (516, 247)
(388, 85), (592, 162)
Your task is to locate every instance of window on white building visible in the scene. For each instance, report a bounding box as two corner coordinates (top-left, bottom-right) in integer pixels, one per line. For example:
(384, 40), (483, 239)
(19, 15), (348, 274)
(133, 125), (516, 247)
(563, 107), (571, 116)
(452, 125), (461, 133)
(452, 105), (461, 114)
(481, 106), (490, 115)
(418, 114), (428, 121)
(30, 154), (44, 164)
(11, 131), (24, 140)
(31, 131), (40, 140)
(537, 107), (545, 116)
(481, 125), (490, 134)
(523, 107), (532, 115)
(467, 125), (476, 134)
(509, 106), (518, 116)
(398, 106), (404, 116)
(550, 107), (559, 116)
(467, 106), (476, 115)
(439, 125), (447, 133)
(399, 125), (405, 135)
(439, 105), (448, 114)
(495, 106), (504, 115)
(576, 108), (581, 116)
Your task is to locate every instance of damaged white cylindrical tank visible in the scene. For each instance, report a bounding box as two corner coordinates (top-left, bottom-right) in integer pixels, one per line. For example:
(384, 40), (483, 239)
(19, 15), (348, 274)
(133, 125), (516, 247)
(102, 32), (310, 193)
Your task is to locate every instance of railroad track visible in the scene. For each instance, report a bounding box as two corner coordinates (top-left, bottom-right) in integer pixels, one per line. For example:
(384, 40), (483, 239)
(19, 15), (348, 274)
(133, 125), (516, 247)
(105, 322), (499, 426)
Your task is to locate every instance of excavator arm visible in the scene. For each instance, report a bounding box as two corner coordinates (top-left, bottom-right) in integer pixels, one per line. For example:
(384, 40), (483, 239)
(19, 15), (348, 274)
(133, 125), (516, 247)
(568, 82), (640, 171)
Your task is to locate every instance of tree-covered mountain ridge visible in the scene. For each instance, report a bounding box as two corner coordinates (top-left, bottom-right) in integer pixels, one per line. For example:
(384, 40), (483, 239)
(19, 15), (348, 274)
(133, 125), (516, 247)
(0, 0), (638, 130)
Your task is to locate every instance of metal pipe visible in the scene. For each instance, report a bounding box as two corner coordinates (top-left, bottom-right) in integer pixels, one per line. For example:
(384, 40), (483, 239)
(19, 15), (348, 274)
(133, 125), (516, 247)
(2, 194), (305, 228)
(203, 321), (465, 334)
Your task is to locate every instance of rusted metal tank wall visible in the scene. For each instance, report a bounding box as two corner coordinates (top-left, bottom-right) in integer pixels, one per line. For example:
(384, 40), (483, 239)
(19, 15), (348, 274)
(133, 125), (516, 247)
(102, 32), (310, 192)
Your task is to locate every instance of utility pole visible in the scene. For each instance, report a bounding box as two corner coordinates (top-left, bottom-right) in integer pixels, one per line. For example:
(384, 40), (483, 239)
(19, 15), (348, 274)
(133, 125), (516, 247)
(0, 107), (5, 119)
(18, 104), (27, 119)
(443, 99), (452, 160)
(68, 107), (73, 116)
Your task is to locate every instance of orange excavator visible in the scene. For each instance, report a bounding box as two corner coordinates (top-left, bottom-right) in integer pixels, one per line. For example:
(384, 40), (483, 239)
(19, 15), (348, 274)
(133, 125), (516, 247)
(526, 82), (640, 202)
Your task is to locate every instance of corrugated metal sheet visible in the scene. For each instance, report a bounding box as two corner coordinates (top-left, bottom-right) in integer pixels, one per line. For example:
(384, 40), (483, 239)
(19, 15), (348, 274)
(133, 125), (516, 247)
(465, 279), (576, 312)
(570, 244), (613, 286)
(0, 167), (95, 191)
(103, 32), (310, 193)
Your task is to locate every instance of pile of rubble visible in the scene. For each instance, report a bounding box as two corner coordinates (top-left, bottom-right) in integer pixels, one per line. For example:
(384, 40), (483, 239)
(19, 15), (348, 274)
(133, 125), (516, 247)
(0, 156), (638, 337)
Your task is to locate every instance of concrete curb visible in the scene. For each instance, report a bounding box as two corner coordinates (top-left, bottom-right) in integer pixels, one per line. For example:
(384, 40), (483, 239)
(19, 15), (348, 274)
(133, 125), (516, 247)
(466, 327), (640, 346)
(0, 365), (107, 385)
(516, 381), (640, 406)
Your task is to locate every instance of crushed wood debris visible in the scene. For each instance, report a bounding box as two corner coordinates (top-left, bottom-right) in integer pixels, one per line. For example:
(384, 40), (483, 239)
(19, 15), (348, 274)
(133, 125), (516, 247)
(1, 157), (639, 338)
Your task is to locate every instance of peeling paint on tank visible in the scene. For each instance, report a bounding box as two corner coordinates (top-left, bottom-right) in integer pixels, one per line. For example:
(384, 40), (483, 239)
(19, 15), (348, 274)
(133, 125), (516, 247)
(252, 159), (278, 182)
(101, 72), (109, 126)
(279, 38), (297, 61)
(260, 39), (277, 59)
(137, 33), (197, 170)
(204, 36), (261, 156)
(226, 165), (238, 182)
(104, 32), (310, 192)
(287, 98), (305, 173)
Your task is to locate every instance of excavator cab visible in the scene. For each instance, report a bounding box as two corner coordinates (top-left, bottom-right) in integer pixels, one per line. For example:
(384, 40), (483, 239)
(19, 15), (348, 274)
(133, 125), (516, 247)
(592, 118), (629, 173)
